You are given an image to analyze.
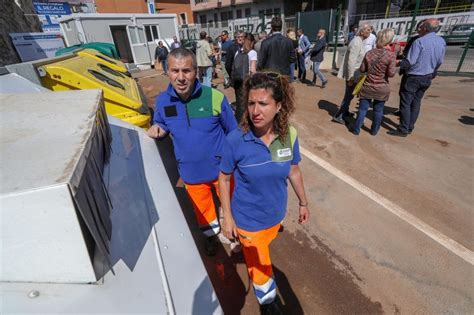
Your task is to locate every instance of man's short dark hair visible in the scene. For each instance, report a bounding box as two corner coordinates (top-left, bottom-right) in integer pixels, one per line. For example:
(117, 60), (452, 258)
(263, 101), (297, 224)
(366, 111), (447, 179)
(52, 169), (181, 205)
(297, 28), (304, 33)
(200, 31), (207, 39)
(168, 47), (197, 70)
(271, 16), (282, 32)
(234, 30), (245, 40)
(222, 30), (229, 36)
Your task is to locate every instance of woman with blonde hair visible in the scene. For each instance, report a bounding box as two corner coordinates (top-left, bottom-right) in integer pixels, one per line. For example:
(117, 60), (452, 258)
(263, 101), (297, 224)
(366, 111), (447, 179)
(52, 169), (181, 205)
(352, 28), (396, 135)
(219, 72), (310, 314)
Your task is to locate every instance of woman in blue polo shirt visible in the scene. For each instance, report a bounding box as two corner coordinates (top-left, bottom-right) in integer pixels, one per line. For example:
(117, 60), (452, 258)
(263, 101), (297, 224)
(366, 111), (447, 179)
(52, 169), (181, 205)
(219, 72), (310, 314)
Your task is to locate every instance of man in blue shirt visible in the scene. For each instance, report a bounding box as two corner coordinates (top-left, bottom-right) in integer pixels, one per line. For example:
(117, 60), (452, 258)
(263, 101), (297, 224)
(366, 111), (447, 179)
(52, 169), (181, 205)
(389, 19), (445, 137)
(297, 28), (311, 83)
(147, 48), (237, 256)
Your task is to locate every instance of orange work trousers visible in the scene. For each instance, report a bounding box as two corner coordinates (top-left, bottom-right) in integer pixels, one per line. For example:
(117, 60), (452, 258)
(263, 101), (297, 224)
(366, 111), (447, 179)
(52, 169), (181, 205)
(184, 180), (220, 237)
(237, 223), (280, 305)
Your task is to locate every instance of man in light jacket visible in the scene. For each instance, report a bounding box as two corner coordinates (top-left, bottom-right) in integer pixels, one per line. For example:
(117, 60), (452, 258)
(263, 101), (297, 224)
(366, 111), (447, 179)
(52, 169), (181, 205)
(196, 31), (213, 87)
(333, 25), (371, 124)
(297, 28), (311, 82)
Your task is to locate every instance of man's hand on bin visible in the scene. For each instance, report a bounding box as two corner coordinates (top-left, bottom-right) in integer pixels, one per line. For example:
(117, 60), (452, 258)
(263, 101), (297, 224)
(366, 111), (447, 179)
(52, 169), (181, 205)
(147, 124), (167, 139)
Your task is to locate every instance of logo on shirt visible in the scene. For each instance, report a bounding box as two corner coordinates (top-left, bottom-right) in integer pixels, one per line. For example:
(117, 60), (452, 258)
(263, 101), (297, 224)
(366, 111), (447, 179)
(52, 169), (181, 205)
(277, 148), (292, 158)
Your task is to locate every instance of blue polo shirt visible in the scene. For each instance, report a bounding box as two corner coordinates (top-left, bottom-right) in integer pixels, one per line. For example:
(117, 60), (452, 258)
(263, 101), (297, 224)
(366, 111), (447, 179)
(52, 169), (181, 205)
(220, 127), (301, 231)
(154, 81), (237, 184)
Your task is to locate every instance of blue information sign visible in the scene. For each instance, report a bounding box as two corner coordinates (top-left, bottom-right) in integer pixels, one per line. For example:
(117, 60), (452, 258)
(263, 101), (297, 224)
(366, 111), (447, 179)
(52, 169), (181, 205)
(33, 2), (72, 15)
(33, 2), (72, 32)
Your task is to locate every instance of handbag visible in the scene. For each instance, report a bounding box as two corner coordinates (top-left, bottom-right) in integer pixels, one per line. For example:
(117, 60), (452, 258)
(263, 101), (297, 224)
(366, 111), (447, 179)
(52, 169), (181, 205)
(352, 50), (387, 96)
(352, 73), (366, 96)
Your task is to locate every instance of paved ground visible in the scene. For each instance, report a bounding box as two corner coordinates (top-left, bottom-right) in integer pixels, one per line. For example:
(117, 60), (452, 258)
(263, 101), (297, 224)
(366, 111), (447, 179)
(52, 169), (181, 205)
(136, 66), (473, 314)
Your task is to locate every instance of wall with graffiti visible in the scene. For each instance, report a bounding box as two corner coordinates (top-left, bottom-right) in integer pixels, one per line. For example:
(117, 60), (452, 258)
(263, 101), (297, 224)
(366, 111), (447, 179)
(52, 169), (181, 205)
(359, 11), (474, 42)
(179, 15), (276, 40)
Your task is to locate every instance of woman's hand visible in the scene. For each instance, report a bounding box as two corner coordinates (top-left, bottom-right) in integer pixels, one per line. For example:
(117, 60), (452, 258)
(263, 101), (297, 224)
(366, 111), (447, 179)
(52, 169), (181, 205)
(222, 215), (238, 240)
(298, 205), (310, 224)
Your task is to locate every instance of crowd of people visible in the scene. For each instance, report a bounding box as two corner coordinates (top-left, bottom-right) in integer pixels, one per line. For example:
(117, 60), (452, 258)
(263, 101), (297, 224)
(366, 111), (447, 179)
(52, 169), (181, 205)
(148, 16), (445, 315)
(334, 18), (445, 136)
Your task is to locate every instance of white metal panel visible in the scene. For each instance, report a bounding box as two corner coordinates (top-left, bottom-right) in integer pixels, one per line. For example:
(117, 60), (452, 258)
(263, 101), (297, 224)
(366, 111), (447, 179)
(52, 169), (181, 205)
(0, 91), (102, 195)
(1, 112), (222, 313)
(0, 73), (50, 93)
(0, 233), (169, 314)
(0, 185), (96, 283)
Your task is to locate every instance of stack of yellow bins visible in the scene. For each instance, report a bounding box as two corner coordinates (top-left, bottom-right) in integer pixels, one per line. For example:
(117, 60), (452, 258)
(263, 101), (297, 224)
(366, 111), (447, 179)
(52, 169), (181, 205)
(37, 51), (150, 129)
(76, 49), (131, 77)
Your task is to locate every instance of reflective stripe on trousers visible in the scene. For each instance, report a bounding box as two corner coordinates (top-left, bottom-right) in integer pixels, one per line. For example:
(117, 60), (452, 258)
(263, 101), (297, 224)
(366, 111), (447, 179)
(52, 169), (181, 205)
(237, 223), (280, 305)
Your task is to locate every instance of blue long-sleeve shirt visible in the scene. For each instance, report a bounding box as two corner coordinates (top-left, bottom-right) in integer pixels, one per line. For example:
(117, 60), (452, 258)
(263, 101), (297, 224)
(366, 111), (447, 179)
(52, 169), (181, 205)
(402, 32), (445, 76)
(153, 81), (237, 184)
(299, 34), (311, 57)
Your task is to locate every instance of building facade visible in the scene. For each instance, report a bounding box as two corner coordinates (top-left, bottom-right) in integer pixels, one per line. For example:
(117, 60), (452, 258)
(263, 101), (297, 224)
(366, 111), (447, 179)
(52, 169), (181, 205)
(156, 0), (194, 24)
(191, 0), (284, 27)
(95, 0), (149, 13)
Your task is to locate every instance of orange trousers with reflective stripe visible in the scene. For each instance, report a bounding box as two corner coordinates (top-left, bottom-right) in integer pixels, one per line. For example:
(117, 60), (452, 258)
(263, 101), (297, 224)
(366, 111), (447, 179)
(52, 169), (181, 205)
(237, 224), (280, 287)
(185, 180), (220, 228)
(185, 179), (234, 236)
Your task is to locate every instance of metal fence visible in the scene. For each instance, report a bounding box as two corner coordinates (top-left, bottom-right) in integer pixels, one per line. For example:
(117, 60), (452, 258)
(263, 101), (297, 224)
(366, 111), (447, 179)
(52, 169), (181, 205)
(439, 31), (474, 75)
(352, 4), (472, 21)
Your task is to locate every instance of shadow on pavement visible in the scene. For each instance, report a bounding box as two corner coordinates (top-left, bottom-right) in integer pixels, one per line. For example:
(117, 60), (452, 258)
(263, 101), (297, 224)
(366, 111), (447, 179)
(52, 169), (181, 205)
(318, 100), (399, 133)
(317, 99), (340, 117)
(274, 265), (304, 315)
(317, 100), (355, 131)
(362, 108), (399, 132)
(459, 115), (474, 125)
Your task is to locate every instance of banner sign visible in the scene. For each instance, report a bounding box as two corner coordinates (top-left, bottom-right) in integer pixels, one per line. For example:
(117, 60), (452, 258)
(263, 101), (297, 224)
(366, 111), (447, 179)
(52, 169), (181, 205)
(33, 2), (72, 32)
(9, 33), (65, 62)
(147, 0), (156, 14)
(359, 11), (474, 42)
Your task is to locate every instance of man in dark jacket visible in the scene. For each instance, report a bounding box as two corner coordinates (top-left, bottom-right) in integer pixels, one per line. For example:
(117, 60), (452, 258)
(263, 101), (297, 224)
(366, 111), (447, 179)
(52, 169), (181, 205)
(309, 29), (328, 87)
(224, 30), (245, 113)
(224, 30), (245, 80)
(258, 17), (296, 76)
(154, 41), (169, 75)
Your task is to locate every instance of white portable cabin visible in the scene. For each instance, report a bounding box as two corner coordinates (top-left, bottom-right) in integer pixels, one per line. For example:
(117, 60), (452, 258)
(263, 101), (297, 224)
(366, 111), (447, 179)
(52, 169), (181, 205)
(59, 13), (179, 66)
(0, 89), (222, 314)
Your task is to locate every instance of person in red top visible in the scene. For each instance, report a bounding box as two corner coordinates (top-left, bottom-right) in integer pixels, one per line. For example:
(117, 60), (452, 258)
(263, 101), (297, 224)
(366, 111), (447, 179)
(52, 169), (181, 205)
(352, 28), (396, 135)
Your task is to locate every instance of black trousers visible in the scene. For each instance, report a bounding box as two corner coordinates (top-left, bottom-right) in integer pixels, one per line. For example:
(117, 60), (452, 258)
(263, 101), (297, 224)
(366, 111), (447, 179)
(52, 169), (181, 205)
(233, 80), (244, 123)
(398, 74), (433, 133)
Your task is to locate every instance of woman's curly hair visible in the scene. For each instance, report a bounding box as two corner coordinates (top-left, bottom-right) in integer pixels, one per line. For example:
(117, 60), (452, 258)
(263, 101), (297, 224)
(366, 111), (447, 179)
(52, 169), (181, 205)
(239, 72), (295, 142)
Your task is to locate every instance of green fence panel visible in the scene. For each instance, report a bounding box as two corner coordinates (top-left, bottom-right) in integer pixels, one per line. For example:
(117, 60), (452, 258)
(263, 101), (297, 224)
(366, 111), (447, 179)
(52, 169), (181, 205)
(297, 10), (334, 43)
